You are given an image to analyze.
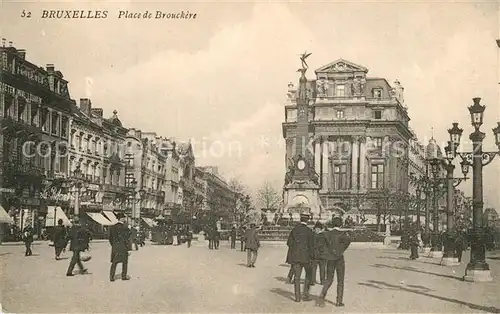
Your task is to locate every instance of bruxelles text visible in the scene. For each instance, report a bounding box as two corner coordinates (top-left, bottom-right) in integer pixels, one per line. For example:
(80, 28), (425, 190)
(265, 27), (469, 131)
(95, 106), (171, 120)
(20, 137), (469, 161)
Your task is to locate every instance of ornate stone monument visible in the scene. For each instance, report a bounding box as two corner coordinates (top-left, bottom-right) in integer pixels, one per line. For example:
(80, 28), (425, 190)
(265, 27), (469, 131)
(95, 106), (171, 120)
(283, 52), (322, 217)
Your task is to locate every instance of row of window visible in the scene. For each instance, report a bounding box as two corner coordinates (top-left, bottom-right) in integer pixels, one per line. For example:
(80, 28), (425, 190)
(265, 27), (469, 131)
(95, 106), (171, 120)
(328, 164), (384, 190)
(71, 132), (123, 158)
(322, 84), (384, 99)
(286, 108), (384, 122)
(2, 91), (69, 137)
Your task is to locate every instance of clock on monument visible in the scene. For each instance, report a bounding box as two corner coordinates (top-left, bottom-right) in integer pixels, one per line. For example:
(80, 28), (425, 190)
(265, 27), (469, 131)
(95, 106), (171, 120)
(297, 159), (306, 170)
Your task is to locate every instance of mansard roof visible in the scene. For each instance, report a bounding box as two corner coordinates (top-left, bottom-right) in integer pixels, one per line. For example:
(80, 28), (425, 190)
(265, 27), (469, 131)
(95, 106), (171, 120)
(315, 58), (368, 74)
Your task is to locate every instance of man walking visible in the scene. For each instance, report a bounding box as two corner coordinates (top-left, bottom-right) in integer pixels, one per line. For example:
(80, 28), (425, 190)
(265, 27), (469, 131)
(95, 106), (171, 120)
(53, 219), (68, 260)
(316, 217), (351, 308)
(22, 225), (34, 257)
(130, 226), (139, 251)
(286, 213), (314, 302)
(186, 226), (193, 248)
(243, 223), (260, 267)
(66, 217), (89, 276)
(109, 214), (132, 281)
(239, 225), (246, 252)
(311, 221), (327, 285)
(230, 226), (237, 249)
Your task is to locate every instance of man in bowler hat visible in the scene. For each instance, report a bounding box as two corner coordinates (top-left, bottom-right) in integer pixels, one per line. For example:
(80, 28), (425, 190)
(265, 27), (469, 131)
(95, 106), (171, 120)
(109, 213), (132, 281)
(316, 217), (351, 307)
(286, 212), (314, 302)
(66, 217), (89, 276)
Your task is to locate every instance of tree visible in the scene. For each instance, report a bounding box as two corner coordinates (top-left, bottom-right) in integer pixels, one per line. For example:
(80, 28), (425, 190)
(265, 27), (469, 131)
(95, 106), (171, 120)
(256, 181), (282, 210)
(228, 177), (247, 194)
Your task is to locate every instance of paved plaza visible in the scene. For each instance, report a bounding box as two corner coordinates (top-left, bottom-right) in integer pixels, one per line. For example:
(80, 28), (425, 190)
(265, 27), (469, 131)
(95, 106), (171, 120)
(1, 240), (500, 313)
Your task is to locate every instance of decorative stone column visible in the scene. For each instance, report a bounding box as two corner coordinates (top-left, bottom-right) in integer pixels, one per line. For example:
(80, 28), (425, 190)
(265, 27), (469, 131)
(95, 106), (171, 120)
(359, 137), (367, 190)
(351, 136), (359, 189)
(315, 140), (321, 176)
(321, 139), (329, 192)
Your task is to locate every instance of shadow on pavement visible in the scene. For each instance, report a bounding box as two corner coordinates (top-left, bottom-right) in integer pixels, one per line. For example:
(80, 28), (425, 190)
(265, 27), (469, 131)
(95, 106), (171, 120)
(376, 256), (409, 261)
(279, 263), (289, 267)
(274, 276), (305, 284)
(270, 288), (296, 301)
(0, 252), (12, 256)
(360, 280), (500, 313)
(371, 263), (462, 281)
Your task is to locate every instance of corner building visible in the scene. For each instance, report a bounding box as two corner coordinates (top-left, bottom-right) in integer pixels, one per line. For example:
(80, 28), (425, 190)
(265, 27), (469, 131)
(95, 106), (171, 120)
(282, 59), (413, 222)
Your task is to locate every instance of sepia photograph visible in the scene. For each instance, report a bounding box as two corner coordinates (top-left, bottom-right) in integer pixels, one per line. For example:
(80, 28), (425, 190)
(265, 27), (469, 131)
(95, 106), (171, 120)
(0, 0), (500, 313)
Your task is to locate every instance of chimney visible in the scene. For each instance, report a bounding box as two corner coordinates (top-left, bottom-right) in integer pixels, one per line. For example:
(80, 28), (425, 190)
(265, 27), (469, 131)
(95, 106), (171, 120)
(79, 98), (92, 116)
(46, 64), (55, 72)
(90, 108), (103, 117)
(17, 49), (26, 59)
(8, 41), (13, 47)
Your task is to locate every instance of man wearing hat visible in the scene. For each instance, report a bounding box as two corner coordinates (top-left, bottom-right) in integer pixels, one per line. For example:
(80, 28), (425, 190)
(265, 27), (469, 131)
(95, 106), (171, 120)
(243, 223), (260, 267)
(53, 218), (68, 260)
(109, 213), (132, 281)
(311, 221), (327, 285)
(286, 212), (314, 302)
(316, 217), (351, 308)
(66, 217), (89, 276)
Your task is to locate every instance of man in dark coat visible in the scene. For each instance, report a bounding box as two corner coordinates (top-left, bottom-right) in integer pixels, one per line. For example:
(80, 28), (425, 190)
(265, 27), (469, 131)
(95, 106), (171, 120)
(311, 221), (327, 285)
(286, 213), (314, 302)
(316, 217), (351, 308)
(130, 226), (139, 251)
(22, 226), (34, 256)
(53, 219), (68, 260)
(409, 226), (420, 260)
(109, 214), (132, 281)
(66, 217), (89, 276)
(455, 231), (466, 263)
(243, 223), (260, 267)
(239, 225), (246, 252)
(230, 226), (237, 249)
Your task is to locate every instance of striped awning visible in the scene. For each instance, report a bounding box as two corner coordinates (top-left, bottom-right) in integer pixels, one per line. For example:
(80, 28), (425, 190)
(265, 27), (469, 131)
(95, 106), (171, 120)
(102, 211), (119, 224)
(0, 205), (13, 224)
(86, 212), (114, 226)
(45, 206), (72, 227)
(142, 217), (157, 228)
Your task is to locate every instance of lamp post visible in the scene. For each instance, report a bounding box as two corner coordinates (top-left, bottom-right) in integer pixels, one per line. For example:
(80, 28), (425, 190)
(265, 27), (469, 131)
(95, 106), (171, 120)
(428, 157), (444, 257)
(72, 165), (86, 218)
(448, 97), (500, 282)
(130, 178), (137, 226)
(137, 188), (146, 227)
(440, 137), (469, 266)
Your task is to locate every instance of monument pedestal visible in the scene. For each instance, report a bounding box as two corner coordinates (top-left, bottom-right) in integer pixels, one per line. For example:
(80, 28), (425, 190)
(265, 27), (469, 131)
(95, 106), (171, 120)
(283, 181), (321, 216)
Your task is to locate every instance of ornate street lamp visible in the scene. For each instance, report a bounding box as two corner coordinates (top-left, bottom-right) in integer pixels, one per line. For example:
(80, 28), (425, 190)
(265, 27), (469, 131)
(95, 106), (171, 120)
(129, 178), (137, 226)
(428, 157), (443, 255)
(138, 188), (146, 226)
(71, 165), (86, 218)
(447, 97), (500, 282)
(439, 140), (469, 266)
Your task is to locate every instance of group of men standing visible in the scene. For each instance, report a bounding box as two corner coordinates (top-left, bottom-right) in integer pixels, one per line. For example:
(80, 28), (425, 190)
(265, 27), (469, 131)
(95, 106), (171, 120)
(286, 213), (351, 308)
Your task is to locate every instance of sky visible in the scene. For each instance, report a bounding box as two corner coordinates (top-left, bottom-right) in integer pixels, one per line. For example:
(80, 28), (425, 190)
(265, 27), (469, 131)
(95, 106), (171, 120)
(1, 0), (500, 210)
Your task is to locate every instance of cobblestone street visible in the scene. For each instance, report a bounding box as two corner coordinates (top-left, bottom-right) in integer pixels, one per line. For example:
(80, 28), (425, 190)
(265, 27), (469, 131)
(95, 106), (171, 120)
(1, 241), (500, 313)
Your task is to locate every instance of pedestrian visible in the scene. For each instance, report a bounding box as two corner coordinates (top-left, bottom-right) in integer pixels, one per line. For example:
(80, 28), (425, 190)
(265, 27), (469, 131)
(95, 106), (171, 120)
(130, 226), (139, 251)
(311, 221), (327, 285)
(22, 225), (34, 257)
(66, 217), (89, 276)
(240, 225), (246, 252)
(230, 226), (237, 249)
(455, 231), (465, 263)
(53, 219), (68, 260)
(286, 213), (314, 302)
(286, 265), (295, 284)
(109, 214), (132, 281)
(409, 227), (419, 260)
(186, 226), (193, 248)
(207, 226), (214, 249)
(316, 217), (351, 308)
(243, 223), (260, 267)
(214, 226), (220, 250)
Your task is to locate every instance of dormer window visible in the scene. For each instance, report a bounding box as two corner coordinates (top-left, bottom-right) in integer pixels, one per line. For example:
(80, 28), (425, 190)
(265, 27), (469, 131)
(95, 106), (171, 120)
(335, 85), (345, 97)
(373, 110), (382, 120)
(372, 88), (383, 99)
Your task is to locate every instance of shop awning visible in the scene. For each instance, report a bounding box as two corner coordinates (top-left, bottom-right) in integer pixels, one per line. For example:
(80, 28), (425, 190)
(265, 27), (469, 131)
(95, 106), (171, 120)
(0, 205), (13, 224)
(45, 206), (72, 227)
(102, 211), (119, 224)
(86, 212), (114, 226)
(142, 217), (157, 228)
